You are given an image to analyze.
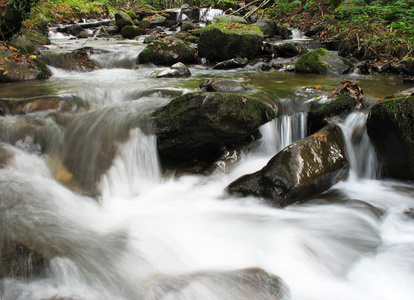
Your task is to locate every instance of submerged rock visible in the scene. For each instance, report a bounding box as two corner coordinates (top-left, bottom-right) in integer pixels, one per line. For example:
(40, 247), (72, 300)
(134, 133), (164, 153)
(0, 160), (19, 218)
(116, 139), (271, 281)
(153, 92), (275, 166)
(143, 267), (289, 300)
(295, 48), (354, 74)
(366, 96), (414, 180)
(197, 23), (263, 61)
(41, 48), (99, 72)
(226, 124), (349, 207)
(212, 57), (249, 69)
(137, 40), (197, 65)
(0, 43), (51, 82)
(200, 78), (246, 93)
(151, 62), (191, 78)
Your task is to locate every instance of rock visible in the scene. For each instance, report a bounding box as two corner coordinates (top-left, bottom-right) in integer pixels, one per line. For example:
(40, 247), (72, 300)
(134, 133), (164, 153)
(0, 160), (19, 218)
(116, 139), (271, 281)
(181, 6), (200, 22)
(305, 24), (325, 38)
(121, 25), (144, 39)
(0, 143), (14, 167)
(115, 11), (134, 30)
(0, 240), (48, 279)
(0, 43), (51, 82)
(198, 23), (263, 61)
(137, 40), (196, 65)
(211, 15), (247, 24)
(366, 96), (414, 180)
(67, 24), (83, 36)
(226, 124), (349, 207)
(253, 19), (291, 39)
(212, 57), (249, 69)
(181, 21), (196, 31)
(200, 78), (246, 93)
(0, 96), (77, 115)
(141, 13), (166, 28)
(153, 92), (276, 165)
(105, 25), (119, 35)
(400, 57), (414, 76)
(10, 27), (50, 53)
(307, 80), (364, 134)
(295, 48), (354, 74)
(151, 62), (191, 78)
(40, 48), (99, 72)
(143, 268), (289, 299)
(276, 43), (300, 57)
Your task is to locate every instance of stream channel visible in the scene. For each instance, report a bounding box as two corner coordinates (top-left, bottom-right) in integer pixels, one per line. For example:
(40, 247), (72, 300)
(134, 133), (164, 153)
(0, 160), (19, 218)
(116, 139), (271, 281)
(1, 22), (414, 300)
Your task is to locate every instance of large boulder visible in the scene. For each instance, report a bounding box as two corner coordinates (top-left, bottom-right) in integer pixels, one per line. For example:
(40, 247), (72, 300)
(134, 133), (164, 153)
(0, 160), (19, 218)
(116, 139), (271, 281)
(0, 43), (51, 82)
(0, 96), (78, 115)
(295, 48), (354, 74)
(226, 124), (349, 207)
(197, 23), (264, 61)
(137, 40), (197, 65)
(366, 96), (414, 180)
(211, 15), (247, 24)
(253, 19), (292, 39)
(121, 25), (144, 39)
(153, 92), (276, 165)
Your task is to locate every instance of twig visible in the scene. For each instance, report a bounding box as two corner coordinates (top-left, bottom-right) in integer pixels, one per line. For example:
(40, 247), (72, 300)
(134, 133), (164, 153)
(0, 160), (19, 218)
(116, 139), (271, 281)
(244, 0), (271, 20)
(230, 0), (262, 15)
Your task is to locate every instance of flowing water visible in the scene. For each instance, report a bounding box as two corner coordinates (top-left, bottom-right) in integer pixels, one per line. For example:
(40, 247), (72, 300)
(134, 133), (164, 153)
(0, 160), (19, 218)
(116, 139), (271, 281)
(0, 34), (414, 300)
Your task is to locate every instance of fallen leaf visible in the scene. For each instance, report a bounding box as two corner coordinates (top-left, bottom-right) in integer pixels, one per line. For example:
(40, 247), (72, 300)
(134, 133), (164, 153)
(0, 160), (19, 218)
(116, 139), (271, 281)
(8, 45), (17, 51)
(3, 70), (8, 75)
(313, 132), (327, 142)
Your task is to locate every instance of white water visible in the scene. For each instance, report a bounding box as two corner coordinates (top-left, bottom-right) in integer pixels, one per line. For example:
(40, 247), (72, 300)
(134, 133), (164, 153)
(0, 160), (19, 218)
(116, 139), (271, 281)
(1, 37), (414, 300)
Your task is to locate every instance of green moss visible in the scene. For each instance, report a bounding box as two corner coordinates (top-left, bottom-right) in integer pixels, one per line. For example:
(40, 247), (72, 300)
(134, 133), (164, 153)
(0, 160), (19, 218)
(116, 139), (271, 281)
(33, 58), (52, 79)
(313, 94), (357, 116)
(370, 96), (414, 144)
(137, 40), (196, 65)
(121, 25), (143, 39)
(295, 48), (329, 74)
(126, 11), (136, 19)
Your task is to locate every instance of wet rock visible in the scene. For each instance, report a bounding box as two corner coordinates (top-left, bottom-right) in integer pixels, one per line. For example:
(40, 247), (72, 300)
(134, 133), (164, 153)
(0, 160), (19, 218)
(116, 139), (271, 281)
(403, 77), (414, 85)
(226, 124), (349, 207)
(295, 48), (354, 75)
(141, 13), (166, 28)
(115, 11), (134, 30)
(400, 57), (414, 76)
(181, 21), (196, 32)
(200, 78), (246, 93)
(305, 24), (325, 38)
(153, 92), (275, 166)
(151, 62), (191, 78)
(0, 96), (77, 115)
(198, 23), (263, 61)
(143, 267), (289, 300)
(212, 57), (249, 69)
(181, 6), (200, 22)
(0, 43), (51, 82)
(137, 40), (197, 65)
(67, 24), (83, 36)
(366, 96), (414, 180)
(0, 240), (48, 279)
(211, 15), (247, 24)
(0, 143), (14, 167)
(40, 48), (99, 72)
(253, 19), (292, 39)
(105, 25), (119, 35)
(308, 80), (364, 134)
(276, 43), (300, 57)
(121, 25), (144, 39)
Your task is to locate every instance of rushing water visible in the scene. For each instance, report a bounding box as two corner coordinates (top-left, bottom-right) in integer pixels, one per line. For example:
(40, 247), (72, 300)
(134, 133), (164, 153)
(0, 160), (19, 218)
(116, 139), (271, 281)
(1, 35), (414, 300)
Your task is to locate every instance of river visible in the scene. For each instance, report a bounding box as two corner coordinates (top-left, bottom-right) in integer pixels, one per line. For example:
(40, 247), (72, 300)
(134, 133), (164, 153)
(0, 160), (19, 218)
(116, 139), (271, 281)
(0, 29), (414, 300)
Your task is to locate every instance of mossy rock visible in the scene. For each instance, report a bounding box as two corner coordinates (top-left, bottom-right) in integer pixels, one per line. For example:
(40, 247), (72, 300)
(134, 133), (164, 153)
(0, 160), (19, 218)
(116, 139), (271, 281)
(198, 23), (264, 61)
(115, 11), (134, 29)
(0, 43), (51, 82)
(126, 11), (137, 19)
(366, 96), (414, 180)
(40, 48), (99, 72)
(153, 92), (275, 165)
(121, 25), (144, 39)
(226, 124), (349, 207)
(137, 40), (196, 65)
(277, 43), (300, 57)
(211, 15), (247, 24)
(181, 22), (196, 32)
(217, 0), (238, 10)
(308, 94), (358, 133)
(295, 48), (354, 74)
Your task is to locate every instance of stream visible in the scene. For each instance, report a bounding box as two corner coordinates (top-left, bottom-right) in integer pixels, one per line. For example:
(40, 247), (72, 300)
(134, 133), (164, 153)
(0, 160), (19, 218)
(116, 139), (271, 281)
(1, 27), (414, 300)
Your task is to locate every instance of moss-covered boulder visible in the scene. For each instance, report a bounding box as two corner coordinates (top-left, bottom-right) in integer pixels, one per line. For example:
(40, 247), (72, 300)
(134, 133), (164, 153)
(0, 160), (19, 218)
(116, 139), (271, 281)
(115, 11), (134, 30)
(137, 40), (197, 65)
(226, 124), (349, 207)
(141, 13), (166, 28)
(366, 96), (414, 180)
(40, 48), (99, 72)
(121, 25), (144, 39)
(0, 43), (51, 82)
(295, 48), (354, 74)
(197, 23), (264, 61)
(276, 43), (300, 57)
(153, 92), (275, 166)
(10, 28), (50, 54)
(308, 80), (364, 133)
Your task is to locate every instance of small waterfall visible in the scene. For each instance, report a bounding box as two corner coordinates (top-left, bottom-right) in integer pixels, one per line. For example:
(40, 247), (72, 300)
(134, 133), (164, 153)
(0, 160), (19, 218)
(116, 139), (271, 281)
(290, 28), (309, 40)
(337, 112), (379, 181)
(100, 127), (161, 199)
(91, 45), (143, 69)
(200, 8), (224, 22)
(261, 112), (307, 155)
